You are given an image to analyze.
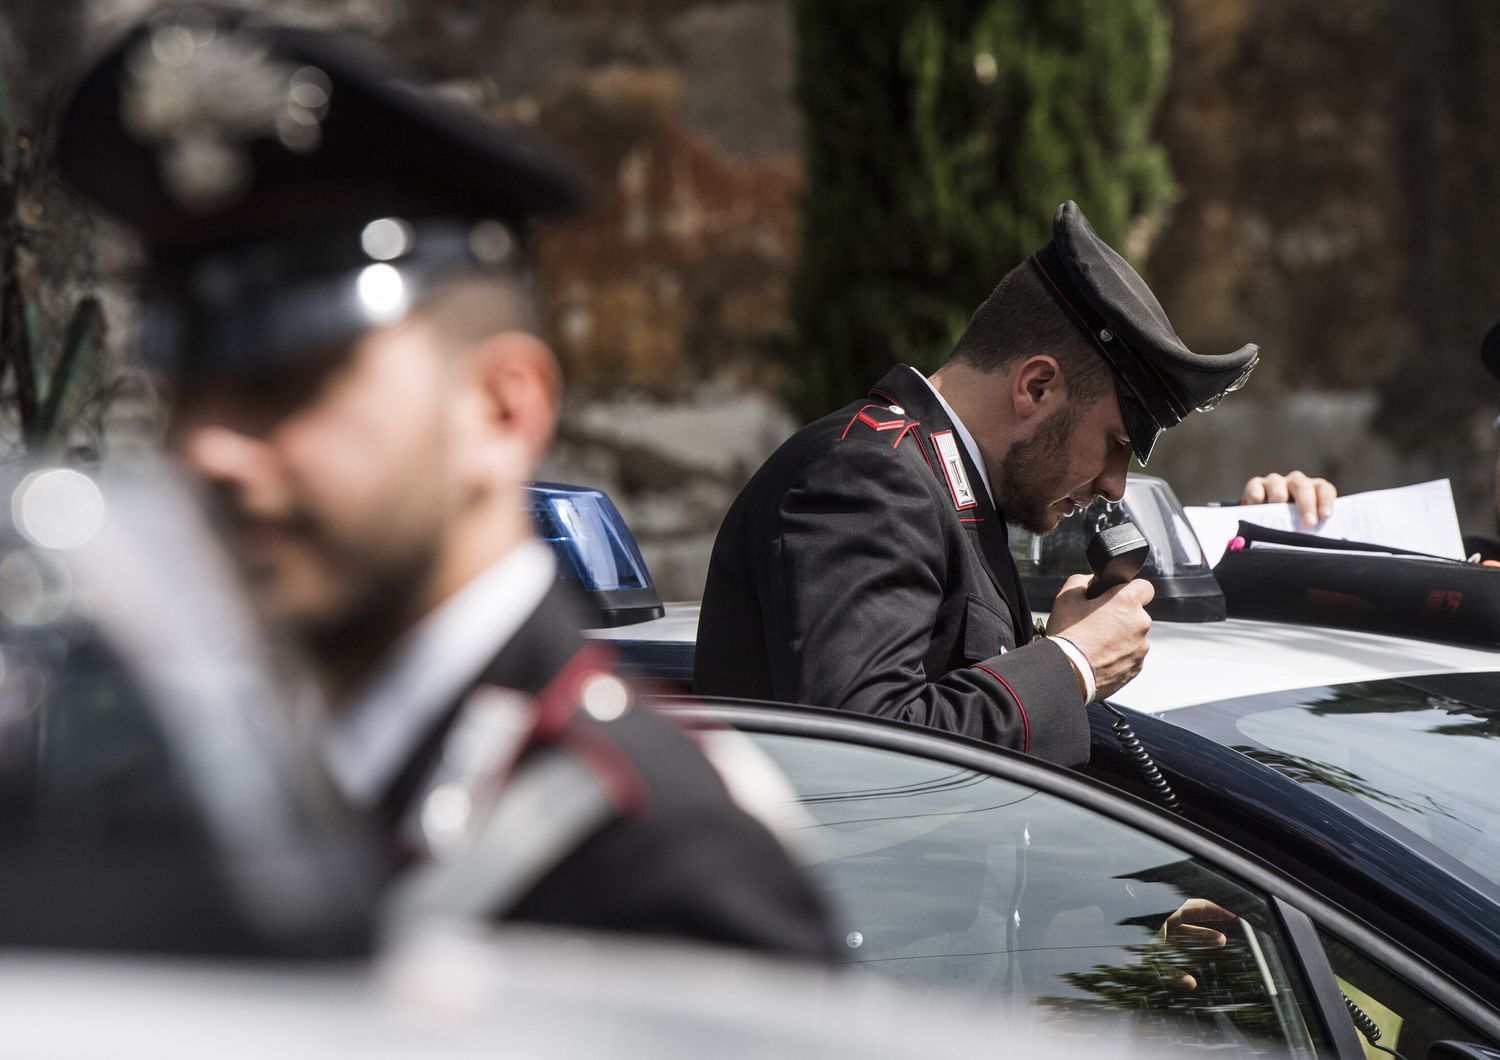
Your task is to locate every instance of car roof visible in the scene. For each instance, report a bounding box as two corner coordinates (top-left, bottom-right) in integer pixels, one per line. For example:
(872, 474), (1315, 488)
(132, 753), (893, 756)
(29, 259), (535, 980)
(599, 603), (1500, 713)
(1112, 614), (1500, 712)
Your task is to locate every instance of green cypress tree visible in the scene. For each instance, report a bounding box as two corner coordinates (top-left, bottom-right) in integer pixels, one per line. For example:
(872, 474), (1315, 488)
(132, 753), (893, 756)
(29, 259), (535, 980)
(787, 0), (1174, 420)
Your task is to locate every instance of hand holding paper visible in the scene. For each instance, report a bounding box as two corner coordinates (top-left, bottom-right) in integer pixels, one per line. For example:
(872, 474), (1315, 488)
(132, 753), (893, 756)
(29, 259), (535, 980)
(1239, 471), (1337, 528)
(1186, 480), (1466, 565)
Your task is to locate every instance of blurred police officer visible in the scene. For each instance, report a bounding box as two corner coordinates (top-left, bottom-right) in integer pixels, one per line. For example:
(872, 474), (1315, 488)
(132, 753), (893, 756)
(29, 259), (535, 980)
(53, 8), (833, 959)
(697, 202), (1299, 766)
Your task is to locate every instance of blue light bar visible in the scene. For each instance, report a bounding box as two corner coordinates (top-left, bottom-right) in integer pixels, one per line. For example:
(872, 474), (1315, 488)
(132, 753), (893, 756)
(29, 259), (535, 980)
(524, 482), (664, 628)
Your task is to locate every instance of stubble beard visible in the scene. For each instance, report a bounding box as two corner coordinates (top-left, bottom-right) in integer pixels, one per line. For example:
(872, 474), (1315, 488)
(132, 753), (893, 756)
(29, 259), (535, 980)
(226, 481), (453, 701)
(299, 531), (445, 695)
(996, 403), (1084, 536)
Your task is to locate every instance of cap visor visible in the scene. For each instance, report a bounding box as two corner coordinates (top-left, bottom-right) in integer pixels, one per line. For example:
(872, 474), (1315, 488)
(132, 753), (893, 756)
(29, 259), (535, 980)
(1116, 382), (1163, 465)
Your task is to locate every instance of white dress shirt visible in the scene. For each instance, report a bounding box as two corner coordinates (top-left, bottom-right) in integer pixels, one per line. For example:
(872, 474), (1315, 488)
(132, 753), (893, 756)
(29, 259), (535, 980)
(323, 539), (556, 806)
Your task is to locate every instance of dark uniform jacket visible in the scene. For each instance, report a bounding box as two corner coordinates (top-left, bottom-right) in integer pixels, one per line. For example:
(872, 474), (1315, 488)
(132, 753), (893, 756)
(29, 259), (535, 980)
(696, 365), (1090, 767)
(379, 582), (837, 962)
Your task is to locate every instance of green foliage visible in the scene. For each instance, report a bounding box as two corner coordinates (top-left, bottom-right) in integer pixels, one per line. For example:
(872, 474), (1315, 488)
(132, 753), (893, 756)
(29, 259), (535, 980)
(0, 31), (106, 460)
(787, 0), (1174, 419)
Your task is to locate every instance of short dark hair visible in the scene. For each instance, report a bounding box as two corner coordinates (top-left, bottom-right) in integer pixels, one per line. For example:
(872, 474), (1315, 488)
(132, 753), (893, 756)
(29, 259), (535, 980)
(414, 270), (535, 351)
(949, 260), (1113, 405)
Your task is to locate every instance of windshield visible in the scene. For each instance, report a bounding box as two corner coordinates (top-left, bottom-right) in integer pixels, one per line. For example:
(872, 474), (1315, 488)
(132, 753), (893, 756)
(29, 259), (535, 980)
(1164, 674), (1500, 898)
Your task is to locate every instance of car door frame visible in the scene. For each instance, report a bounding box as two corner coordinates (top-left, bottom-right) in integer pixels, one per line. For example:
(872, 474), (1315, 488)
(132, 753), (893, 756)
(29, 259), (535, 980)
(667, 699), (1500, 1056)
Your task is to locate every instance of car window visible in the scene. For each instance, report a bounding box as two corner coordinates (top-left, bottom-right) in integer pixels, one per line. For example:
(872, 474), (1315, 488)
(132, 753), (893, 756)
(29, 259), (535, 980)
(1318, 928), (1490, 1059)
(751, 731), (1329, 1055)
(1163, 675), (1500, 898)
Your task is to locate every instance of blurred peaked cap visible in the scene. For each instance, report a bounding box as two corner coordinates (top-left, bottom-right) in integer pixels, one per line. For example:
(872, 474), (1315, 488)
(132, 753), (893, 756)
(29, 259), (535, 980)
(1482, 319), (1500, 381)
(50, 6), (584, 376)
(53, 6), (584, 246)
(1030, 200), (1259, 465)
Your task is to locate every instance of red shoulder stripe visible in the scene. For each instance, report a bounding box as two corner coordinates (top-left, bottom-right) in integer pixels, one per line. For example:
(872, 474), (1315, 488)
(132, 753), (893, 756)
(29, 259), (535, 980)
(909, 430), (935, 472)
(841, 403), (907, 440)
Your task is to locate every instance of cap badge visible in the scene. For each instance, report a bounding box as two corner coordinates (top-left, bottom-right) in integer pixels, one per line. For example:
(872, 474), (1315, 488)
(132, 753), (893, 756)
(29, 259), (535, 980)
(122, 10), (332, 212)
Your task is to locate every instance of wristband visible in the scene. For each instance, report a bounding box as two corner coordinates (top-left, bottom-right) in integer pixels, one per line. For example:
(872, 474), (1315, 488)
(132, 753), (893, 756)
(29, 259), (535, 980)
(1047, 634), (1097, 703)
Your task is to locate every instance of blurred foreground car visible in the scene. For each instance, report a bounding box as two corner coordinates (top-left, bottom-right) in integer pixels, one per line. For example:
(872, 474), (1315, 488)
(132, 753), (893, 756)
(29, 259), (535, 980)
(542, 478), (1500, 1057)
(3, 926), (1133, 1060)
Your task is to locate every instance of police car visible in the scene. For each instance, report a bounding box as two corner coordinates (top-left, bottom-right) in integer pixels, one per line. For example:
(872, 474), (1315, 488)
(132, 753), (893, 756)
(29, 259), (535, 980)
(532, 477), (1500, 1057)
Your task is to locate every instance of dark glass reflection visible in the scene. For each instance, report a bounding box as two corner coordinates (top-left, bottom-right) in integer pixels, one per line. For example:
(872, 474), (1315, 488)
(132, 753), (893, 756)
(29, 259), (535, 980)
(753, 734), (1323, 1054)
(1165, 675), (1500, 894)
(1320, 930), (1487, 1058)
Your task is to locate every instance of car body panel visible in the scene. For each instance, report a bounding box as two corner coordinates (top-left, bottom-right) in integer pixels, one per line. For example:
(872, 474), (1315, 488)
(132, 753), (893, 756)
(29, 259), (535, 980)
(668, 700), (1500, 1049)
(596, 603), (1500, 712)
(1112, 617), (1500, 713)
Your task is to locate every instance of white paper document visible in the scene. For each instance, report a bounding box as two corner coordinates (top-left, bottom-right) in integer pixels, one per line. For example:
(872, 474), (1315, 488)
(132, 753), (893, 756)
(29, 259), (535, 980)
(1184, 479), (1466, 565)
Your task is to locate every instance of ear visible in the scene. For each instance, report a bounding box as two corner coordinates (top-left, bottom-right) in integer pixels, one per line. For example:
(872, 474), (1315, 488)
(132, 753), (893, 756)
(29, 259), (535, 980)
(457, 330), (561, 487)
(1011, 354), (1066, 421)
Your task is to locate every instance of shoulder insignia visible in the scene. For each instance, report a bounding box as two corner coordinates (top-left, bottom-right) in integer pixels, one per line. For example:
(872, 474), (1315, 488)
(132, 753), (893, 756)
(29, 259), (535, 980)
(931, 430), (978, 510)
(841, 403), (926, 455)
(841, 403), (905, 439)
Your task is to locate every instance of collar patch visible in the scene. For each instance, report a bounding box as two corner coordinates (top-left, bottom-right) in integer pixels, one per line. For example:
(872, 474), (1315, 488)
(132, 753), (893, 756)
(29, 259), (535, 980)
(931, 430), (978, 510)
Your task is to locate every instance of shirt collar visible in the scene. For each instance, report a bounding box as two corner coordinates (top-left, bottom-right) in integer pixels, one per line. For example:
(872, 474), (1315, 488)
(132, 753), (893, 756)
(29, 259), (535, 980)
(909, 365), (994, 505)
(323, 538), (556, 806)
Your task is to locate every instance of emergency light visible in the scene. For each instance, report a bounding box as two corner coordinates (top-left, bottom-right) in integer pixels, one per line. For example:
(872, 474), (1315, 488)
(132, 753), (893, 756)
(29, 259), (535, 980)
(524, 482), (665, 628)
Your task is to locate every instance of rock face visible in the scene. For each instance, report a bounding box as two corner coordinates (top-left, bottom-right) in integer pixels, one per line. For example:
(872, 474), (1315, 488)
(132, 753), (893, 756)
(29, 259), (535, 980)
(1143, 0), (1500, 525)
(527, 64), (800, 397)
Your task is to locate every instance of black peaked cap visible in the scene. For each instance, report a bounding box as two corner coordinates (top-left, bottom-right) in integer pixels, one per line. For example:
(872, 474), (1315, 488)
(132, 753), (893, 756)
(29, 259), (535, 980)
(1030, 201), (1258, 465)
(52, 7), (584, 375)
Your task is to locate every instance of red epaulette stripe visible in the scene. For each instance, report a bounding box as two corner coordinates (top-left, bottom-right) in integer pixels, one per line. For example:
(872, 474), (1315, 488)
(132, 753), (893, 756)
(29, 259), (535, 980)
(891, 420), (923, 451)
(972, 663), (1030, 755)
(557, 720), (654, 820)
(909, 430), (935, 472)
(514, 642), (653, 819)
(959, 516), (984, 524)
(529, 643), (614, 742)
(841, 403), (908, 440)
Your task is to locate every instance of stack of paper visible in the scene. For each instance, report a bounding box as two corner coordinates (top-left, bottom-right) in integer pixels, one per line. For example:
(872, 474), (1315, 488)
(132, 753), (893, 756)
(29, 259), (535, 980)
(1183, 479), (1466, 566)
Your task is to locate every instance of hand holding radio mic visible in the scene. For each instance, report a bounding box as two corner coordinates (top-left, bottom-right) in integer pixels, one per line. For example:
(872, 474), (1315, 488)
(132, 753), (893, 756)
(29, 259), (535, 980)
(1046, 518), (1155, 700)
(1085, 521), (1151, 598)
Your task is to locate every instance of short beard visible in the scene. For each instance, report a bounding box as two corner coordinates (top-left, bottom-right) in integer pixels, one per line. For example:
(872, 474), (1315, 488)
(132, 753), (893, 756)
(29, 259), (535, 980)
(293, 531), (445, 699)
(996, 401), (1084, 536)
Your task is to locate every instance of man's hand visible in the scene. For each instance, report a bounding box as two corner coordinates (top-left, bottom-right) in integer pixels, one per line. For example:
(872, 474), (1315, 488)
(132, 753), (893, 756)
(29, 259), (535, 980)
(1241, 470), (1337, 528)
(1046, 573), (1154, 700)
(1153, 898), (1238, 990)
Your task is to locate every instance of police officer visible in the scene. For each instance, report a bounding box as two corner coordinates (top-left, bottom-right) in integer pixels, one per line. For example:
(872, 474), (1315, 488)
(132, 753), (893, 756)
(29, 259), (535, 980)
(697, 202), (1279, 766)
(53, 9), (834, 959)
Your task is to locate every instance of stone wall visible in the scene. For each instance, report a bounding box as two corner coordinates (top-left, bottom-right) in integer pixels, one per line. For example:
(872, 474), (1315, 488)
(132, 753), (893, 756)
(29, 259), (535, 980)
(1144, 0), (1500, 526)
(7, 0), (1500, 598)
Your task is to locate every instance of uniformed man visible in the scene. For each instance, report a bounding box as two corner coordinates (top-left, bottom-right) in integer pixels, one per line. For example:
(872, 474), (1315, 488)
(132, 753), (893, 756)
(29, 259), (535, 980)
(697, 202), (1302, 767)
(53, 9), (834, 959)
